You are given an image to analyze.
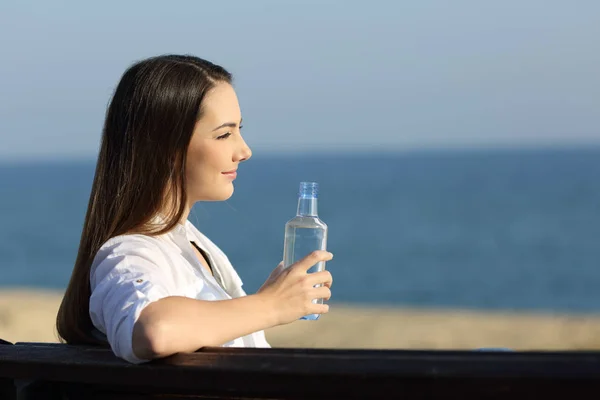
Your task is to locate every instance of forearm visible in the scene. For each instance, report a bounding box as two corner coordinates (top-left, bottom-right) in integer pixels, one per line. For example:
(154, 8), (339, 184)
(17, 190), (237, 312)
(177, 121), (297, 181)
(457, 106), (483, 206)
(132, 294), (276, 360)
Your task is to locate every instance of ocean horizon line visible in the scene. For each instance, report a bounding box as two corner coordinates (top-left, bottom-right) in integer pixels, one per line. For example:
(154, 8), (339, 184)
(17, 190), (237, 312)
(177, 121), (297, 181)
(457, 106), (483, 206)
(2, 141), (600, 166)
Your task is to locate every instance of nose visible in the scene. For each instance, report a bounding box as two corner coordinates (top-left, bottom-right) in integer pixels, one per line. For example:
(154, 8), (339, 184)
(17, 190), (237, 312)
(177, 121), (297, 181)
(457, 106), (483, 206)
(236, 136), (252, 163)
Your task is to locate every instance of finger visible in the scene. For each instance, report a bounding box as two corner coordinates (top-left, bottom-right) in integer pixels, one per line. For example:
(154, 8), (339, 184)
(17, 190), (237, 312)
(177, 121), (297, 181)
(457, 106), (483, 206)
(312, 286), (332, 300)
(310, 303), (330, 315)
(294, 250), (333, 273)
(307, 270), (333, 287)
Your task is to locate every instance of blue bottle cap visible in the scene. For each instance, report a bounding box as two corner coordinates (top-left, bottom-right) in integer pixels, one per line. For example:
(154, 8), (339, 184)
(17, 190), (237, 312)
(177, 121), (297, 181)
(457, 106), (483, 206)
(299, 182), (318, 198)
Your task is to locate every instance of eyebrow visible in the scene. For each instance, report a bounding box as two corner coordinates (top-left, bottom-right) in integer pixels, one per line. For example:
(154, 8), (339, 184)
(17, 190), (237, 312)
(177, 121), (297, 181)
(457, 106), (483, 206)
(212, 118), (243, 132)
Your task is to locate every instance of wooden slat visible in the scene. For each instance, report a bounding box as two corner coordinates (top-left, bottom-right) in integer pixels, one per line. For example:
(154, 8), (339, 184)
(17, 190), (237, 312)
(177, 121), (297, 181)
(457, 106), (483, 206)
(0, 378), (15, 400)
(0, 340), (14, 400)
(2, 343), (600, 399)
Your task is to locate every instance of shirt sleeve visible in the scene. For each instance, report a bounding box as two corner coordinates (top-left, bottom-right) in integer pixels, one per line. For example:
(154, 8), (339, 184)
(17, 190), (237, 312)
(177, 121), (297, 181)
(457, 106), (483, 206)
(89, 237), (175, 364)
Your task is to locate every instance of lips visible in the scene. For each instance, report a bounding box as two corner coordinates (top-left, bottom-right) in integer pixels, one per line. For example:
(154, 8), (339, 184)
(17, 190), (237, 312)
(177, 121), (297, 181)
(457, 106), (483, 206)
(222, 170), (237, 179)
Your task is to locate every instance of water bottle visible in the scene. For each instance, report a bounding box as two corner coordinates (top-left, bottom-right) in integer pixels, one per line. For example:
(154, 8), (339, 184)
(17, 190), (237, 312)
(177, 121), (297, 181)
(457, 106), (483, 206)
(283, 182), (328, 320)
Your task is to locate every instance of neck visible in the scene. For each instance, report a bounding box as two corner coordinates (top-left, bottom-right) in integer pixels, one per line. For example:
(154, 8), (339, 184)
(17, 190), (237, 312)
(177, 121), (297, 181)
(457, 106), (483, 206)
(181, 203), (192, 223)
(297, 197), (318, 216)
(157, 194), (192, 227)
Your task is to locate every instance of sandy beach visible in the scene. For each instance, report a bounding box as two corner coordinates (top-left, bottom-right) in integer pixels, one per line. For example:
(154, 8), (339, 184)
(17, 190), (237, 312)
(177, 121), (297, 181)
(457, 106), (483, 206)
(2, 288), (600, 350)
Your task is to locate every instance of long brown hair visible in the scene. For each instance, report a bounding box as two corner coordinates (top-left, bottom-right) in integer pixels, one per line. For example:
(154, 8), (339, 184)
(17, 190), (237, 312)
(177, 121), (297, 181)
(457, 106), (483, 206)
(56, 55), (232, 344)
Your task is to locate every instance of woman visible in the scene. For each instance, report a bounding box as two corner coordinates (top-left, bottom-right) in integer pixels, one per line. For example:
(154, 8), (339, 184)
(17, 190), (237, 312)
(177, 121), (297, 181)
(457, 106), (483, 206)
(56, 54), (334, 364)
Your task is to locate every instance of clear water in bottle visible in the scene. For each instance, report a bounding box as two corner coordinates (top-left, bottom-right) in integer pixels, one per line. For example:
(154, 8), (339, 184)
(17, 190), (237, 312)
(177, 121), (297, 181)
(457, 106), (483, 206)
(283, 182), (328, 320)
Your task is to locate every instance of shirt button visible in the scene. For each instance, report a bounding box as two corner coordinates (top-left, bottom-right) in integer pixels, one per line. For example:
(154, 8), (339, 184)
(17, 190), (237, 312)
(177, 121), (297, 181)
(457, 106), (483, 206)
(136, 279), (144, 283)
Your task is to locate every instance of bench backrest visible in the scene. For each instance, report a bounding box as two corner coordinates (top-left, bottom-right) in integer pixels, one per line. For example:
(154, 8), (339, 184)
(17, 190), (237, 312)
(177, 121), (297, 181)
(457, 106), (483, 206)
(3, 341), (600, 399)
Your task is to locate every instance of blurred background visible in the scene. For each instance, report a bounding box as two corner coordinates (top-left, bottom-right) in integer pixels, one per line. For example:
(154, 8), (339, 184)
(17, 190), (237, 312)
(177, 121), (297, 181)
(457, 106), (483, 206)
(1, 0), (599, 349)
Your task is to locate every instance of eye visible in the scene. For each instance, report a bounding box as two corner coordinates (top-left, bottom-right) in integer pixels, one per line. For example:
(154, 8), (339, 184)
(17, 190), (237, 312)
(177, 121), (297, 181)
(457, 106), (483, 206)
(216, 132), (232, 140)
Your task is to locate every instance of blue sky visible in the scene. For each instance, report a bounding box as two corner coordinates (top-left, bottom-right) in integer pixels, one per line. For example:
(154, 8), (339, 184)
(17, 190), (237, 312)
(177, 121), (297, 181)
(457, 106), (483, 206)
(0, 0), (598, 161)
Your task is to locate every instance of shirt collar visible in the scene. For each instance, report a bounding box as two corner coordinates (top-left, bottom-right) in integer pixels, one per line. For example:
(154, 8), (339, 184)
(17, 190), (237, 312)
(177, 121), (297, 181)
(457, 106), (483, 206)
(148, 213), (191, 239)
(151, 212), (245, 291)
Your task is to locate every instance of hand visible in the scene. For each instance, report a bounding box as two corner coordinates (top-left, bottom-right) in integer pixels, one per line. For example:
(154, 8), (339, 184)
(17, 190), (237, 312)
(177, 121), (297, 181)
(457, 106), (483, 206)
(257, 250), (333, 325)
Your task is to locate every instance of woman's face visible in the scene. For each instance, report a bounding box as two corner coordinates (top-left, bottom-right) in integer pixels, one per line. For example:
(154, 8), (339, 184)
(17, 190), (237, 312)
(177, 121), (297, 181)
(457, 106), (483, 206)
(185, 82), (252, 204)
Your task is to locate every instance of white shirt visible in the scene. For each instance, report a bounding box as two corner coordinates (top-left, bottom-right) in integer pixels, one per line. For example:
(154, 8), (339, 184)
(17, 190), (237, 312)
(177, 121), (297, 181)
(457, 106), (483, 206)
(89, 218), (271, 364)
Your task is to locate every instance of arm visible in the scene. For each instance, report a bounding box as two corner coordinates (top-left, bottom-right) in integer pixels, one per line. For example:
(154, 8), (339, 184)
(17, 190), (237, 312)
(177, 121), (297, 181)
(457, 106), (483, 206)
(132, 250), (334, 361)
(132, 293), (276, 359)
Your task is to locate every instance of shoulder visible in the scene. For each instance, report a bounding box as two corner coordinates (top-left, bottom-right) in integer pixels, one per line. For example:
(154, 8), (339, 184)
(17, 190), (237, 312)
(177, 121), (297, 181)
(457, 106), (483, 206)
(98, 233), (164, 255)
(90, 233), (171, 286)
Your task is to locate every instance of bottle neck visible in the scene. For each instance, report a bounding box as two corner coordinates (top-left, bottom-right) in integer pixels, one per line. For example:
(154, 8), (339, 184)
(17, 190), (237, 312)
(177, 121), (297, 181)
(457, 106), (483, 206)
(297, 196), (318, 216)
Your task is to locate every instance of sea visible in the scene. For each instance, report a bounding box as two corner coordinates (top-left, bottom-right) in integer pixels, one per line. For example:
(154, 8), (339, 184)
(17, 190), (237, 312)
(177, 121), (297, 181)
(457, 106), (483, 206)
(2, 147), (600, 313)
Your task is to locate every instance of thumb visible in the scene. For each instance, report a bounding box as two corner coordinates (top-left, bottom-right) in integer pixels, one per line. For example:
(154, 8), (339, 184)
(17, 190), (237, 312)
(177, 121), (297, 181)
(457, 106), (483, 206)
(274, 261), (285, 274)
(268, 261), (285, 279)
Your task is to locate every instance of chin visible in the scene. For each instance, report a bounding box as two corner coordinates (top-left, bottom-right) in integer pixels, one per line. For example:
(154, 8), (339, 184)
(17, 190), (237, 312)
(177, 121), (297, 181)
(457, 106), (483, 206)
(221, 188), (234, 200)
(195, 182), (235, 202)
(208, 187), (235, 202)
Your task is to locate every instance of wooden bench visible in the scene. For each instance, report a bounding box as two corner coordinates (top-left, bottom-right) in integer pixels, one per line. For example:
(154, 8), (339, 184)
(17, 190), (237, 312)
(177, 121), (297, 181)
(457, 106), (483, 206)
(2, 340), (600, 399)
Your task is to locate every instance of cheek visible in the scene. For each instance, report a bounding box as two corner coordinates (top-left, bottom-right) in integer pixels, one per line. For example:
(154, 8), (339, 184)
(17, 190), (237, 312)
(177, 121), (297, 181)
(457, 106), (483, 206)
(185, 147), (203, 188)
(186, 159), (208, 185)
(186, 142), (207, 175)
(186, 154), (220, 187)
(185, 141), (228, 186)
